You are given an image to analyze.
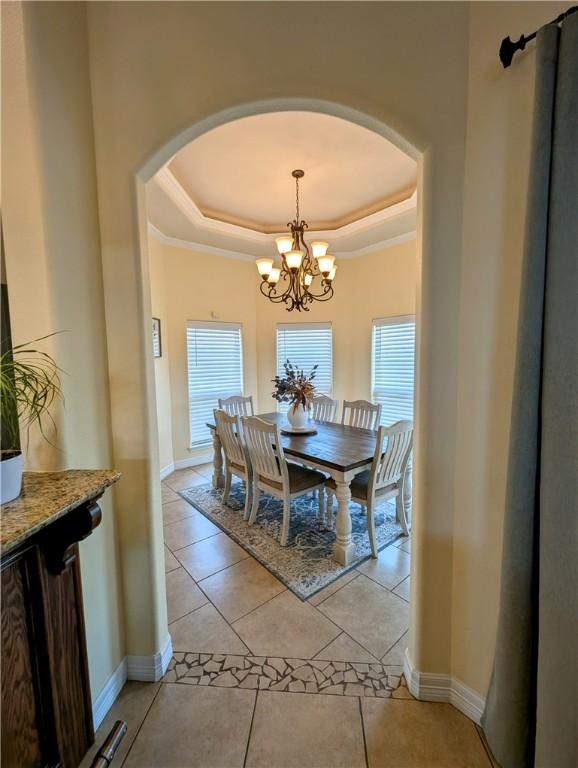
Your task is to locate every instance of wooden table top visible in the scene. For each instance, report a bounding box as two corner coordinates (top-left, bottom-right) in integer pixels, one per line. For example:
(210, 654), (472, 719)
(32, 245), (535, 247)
(209, 411), (378, 473)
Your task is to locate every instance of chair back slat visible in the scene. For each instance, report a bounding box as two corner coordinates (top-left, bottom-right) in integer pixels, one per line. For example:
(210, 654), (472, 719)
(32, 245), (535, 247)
(372, 420), (413, 489)
(214, 409), (247, 469)
(311, 395), (339, 423)
(342, 399), (382, 431)
(242, 416), (287, 485)
(218, 395), (254, 417)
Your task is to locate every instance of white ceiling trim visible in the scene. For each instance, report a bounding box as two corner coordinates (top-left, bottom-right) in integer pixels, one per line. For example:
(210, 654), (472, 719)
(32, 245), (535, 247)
(148, 223), (257, 262)
(148, 222), (416, 262)
(155, 166), (417, 248)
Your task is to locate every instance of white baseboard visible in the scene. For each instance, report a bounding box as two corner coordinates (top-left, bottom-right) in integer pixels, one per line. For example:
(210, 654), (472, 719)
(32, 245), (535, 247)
(127, 634), (173, 682)
(92, 657), (128, 730)
(160, 452), (212, 480)
(160, 462), (175, 480)
(404, 650), (485, 724)
(174, 452), (212, 470)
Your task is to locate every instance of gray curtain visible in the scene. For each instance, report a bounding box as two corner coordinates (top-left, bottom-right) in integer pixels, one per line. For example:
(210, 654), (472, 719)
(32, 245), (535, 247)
(482, 14), (578, 768)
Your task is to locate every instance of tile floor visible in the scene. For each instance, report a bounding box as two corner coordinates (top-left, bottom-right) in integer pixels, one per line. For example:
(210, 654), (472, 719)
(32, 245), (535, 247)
(83, 465), (492, 767)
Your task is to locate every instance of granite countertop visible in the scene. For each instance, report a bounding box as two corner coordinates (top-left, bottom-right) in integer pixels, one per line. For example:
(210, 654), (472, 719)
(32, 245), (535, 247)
(1, 469), (121, 556)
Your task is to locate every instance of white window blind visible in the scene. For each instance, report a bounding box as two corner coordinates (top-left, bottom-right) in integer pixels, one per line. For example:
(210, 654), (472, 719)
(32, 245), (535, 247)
(372, 316), (416, 426)
(276, 323), (333, 412)
(186, 321), (243, 447)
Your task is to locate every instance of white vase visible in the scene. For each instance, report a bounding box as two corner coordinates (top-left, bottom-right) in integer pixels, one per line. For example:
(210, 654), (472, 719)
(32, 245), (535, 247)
(287, 403), (309, 429)
(1, 452), (23, 504)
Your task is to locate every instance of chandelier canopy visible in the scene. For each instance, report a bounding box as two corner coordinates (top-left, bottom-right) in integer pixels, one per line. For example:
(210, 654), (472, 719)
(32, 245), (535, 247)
(255, 170), (337, 312)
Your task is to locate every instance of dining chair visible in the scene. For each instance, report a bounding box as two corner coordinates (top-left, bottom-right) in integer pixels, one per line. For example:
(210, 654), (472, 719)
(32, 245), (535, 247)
(341, 399), (382, 430)
(326, 420), (413, 555)
(242, 416), (326, 546)
(311, 395), (339, 423)
(214, 409), (252, 520)
(218, 395), (255, 417)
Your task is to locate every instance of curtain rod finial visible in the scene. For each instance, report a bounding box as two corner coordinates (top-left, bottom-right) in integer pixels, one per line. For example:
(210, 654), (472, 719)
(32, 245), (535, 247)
(500, 35), (524, 68)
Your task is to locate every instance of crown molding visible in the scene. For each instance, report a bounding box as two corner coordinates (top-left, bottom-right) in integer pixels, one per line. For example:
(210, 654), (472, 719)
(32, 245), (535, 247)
(148, 222), (416, 261)
(154, 167), (416, 249)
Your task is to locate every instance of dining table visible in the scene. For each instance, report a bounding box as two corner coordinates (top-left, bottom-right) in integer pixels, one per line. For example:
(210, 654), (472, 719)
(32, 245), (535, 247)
(207, 411), (411, 566)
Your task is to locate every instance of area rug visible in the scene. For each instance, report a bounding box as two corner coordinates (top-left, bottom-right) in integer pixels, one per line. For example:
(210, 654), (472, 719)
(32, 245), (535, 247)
(180, 480), (403, 600)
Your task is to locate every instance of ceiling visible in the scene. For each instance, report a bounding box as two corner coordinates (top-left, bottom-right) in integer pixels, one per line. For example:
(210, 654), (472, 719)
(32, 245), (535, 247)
(147, 111), (418, 259)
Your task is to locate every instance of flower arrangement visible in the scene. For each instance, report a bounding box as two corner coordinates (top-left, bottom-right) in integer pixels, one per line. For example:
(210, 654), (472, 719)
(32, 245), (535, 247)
(272, 360), (317, 411)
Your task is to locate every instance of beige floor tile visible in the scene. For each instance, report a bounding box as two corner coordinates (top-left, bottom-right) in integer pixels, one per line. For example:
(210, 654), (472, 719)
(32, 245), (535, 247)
(314, 631), (379, 663)
(79, 681), (160, 767)
(199, 557), (286, 622)
(233, 590), (340, 658)
(381, 631), (408, 665)
(164, 546), (180, 573)
(317, 574), (409, 659)
(166, 567), (208, 623)
(361, 698), (490, 767)
(163, 498), (197, 526)
(357, 544), (411, 590)
(169, 602), (249, 654)
(124, 683), (255, 768)
(194, 462), (213, 478)
(308, 570), (359, 607)
(163, 513), (221, 552)
(164, 469), (209, 492)
(393, 575), (410, 602)
(398, 537), (411, 554)
(162, 484), (181, 504)
(246, 690), (366, 768)
(175, 531), (249, 580)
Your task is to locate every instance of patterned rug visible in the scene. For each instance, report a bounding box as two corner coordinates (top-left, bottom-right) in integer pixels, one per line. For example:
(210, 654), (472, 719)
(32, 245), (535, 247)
(180, 480), (403, 600)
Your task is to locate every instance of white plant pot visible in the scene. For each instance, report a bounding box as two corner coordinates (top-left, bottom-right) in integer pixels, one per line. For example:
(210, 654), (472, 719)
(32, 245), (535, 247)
(1, 452), (23, 504)
(287, 404), (309, 429)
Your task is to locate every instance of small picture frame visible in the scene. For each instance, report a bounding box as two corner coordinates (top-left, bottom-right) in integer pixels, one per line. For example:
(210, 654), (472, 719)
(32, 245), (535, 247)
(152, 317), (162, 358)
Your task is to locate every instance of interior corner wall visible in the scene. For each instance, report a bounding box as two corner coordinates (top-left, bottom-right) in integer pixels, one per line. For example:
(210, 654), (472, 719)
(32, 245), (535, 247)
(147, 234), (417, 467)
(451, 0), (570, 696)
(256, 239), (418, 412)
(1, 1), (125, 699)
(148, 236), (175, 472)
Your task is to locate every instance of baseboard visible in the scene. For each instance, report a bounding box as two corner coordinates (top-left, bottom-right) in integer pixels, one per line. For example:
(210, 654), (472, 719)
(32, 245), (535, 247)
(174, 452), (212, 470)
(160, 452), (212, 480)
(127, 634), (173, 682)
(404, 650), (485, 724)
(160, 462), (175, 480)
(92, 657), (128, 730)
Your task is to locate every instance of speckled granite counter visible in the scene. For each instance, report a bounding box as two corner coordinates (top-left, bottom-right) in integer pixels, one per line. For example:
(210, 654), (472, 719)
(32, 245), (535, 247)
(1, 469), (120, 556)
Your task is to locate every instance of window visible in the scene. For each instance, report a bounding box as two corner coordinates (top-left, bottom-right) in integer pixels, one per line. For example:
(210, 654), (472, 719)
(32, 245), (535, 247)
(276, 323), (333, 412)
(186, 321), (243, 447)
(372, 316), (416, 426)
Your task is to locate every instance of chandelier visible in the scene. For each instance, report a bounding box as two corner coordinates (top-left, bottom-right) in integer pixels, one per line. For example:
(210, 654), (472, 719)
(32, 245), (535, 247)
(255, 169), (337, 312)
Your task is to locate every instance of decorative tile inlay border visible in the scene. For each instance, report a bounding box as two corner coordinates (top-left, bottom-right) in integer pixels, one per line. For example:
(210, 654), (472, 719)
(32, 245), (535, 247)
(163, 653), (413, 699)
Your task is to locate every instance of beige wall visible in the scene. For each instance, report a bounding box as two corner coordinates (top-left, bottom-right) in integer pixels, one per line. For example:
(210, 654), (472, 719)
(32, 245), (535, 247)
(148, 237), (174, 471)
(3, 0), (567, 711)
(2, 2), (125, 698)
(148, 236), (417, 463)
(256, 240), (417, 412)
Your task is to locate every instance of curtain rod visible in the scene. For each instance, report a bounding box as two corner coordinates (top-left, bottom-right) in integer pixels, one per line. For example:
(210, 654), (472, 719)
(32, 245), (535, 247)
(499, 4), (577, 68)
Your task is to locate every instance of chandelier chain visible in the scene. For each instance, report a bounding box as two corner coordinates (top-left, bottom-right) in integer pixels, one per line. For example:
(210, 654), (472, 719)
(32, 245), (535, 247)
(295, 175), (300, 222)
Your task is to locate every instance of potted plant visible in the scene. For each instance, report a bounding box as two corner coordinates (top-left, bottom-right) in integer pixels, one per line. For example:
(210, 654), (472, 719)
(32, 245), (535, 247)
(0, 336), (63, 503)
(272, 360), (317, 429)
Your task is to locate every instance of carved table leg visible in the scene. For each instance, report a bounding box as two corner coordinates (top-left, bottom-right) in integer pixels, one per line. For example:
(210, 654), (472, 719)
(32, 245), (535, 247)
(333, 479), (356, 565)
(212, 430), (224, 489)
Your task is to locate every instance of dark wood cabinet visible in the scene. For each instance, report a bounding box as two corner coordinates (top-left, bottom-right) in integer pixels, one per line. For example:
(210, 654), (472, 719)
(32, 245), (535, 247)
(1, 471), (119, 768)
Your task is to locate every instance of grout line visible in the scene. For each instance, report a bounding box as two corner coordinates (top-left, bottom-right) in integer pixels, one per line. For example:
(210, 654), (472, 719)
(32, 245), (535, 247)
(308, 571), (360, 608)
(358, 696), (370, 768)
(311, 631), (346, 661)
(379, 630), (408, 663)
(355, 568), (411, 600)
(119, 681), (163, 767)
(168, 528), (227, 554)
(242, 690), (259, 768)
